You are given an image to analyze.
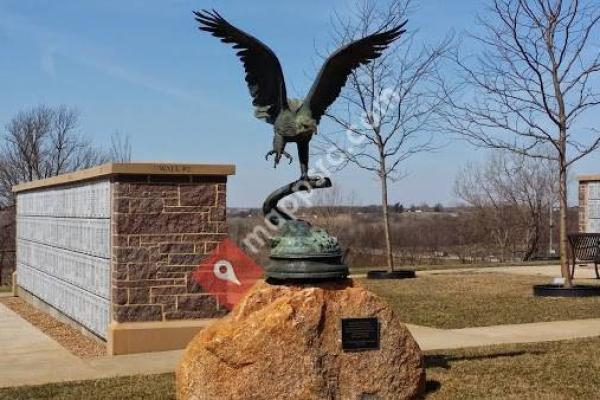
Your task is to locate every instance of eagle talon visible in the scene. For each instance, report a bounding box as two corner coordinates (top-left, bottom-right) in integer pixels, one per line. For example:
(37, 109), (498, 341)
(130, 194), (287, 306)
(265, 150), (293, 167)
(264, 150), (275, 161)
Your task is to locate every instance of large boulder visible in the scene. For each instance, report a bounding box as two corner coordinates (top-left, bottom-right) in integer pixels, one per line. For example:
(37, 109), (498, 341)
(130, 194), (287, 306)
(177, 279), (425, 400)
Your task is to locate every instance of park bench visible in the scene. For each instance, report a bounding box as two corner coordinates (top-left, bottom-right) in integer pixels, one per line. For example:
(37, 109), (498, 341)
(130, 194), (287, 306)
(568, 233), (600, 279)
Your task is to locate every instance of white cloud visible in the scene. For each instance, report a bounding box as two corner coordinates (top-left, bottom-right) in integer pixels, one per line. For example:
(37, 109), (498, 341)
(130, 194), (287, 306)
(0, 9), (197, 103)
(40, 46), (56, 77)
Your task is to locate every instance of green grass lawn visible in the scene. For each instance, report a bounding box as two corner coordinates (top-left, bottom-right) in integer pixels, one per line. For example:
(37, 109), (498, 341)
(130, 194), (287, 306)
(359, 272), (600, 329)
(0, 286), (11, 293)
(1, 337), (598, 399)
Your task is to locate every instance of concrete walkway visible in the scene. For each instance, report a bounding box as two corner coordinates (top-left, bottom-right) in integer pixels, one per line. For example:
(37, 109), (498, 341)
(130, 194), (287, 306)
(350, 264), (600, 281)
(3, 297), (600, 388)
(409, 318), (600, 351)
(1, 302), (98, 387)
(419, 263), (600, 280)
(0, 302), (179, 388)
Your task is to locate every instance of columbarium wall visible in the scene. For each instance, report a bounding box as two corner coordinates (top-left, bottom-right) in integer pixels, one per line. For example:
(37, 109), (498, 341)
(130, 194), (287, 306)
(13, 163), (235, 352)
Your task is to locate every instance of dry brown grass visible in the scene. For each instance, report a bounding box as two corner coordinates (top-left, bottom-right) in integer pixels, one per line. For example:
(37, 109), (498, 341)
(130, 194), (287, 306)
(2, 272), (599, 399)
(425, 338), (600, 399)
(0, 297), (105, 358)
(1, 338), (598, 399)
(0, 374), (175, 400)
(359, 272), (600, 328)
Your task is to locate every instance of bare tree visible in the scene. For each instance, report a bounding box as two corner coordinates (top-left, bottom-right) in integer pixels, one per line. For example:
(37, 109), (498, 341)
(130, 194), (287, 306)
(0, 105), (107, 206)
(0, 205), (15, 286)
(108, 131), (133, 163)
(319, 0), (452, 271)
(444, 0), (600, 286)
(455, 151), (557, 261)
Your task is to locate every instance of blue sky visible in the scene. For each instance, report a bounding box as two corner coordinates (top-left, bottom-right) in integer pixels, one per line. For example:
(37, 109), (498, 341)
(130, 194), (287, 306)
(0, 0), (597, 207)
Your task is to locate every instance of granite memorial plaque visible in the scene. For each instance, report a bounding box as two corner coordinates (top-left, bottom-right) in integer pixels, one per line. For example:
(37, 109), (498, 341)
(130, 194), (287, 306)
(341, 317), (380, 351)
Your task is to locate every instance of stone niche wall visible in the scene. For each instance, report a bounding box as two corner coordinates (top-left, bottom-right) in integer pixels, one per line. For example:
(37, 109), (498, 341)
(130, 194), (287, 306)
(14, 163), (235, 341)
(111, 175), (229, 323)
(16, 180), (111, 338)
(579, 178), (600, 233)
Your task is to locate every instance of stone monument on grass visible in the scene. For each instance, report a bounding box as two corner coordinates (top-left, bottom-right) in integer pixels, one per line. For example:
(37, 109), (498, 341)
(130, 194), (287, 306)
(177, 10), (425, 400)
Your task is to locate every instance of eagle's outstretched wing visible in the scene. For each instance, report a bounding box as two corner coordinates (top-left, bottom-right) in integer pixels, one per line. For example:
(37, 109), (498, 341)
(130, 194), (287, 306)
(194, 10), (288, 124)
(302, 22), (407, 123)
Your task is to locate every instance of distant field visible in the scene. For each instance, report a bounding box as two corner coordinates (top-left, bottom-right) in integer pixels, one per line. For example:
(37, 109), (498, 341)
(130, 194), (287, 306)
(229, 209), (565, 270)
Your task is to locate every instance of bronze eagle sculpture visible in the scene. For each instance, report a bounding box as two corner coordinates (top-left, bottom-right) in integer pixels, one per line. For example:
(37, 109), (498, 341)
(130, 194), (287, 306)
(195, 10), (406, 180)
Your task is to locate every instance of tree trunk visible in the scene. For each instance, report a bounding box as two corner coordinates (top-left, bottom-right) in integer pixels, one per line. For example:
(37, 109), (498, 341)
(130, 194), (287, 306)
(523, 226), (538, 261)
(523, 204), (542, 261)
(380, 174), (395, 271)
(548, 33), (571, 285)
(558, 153), (571, 287)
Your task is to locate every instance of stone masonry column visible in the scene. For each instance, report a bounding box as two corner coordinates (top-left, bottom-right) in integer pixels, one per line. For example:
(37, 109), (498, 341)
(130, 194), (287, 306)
(107, 164), (235, 354)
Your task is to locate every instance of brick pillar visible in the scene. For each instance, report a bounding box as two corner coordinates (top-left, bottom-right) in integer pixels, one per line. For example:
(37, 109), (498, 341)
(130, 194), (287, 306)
(111, 175), (229, 323)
